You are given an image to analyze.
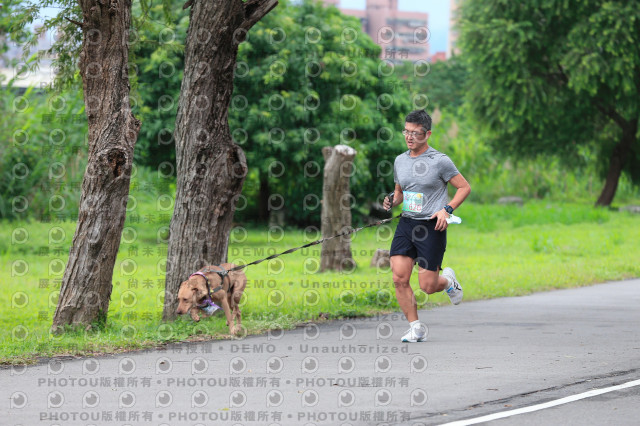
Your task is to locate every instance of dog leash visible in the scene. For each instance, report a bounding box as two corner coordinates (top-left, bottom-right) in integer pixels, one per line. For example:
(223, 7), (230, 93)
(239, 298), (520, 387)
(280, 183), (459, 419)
(226, 213), (403, 272)
(184, 213), (400, 305)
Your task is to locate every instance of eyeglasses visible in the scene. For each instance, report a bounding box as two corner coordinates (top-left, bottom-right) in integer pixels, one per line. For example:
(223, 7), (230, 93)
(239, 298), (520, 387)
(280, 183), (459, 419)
(402, 129), (426, 138)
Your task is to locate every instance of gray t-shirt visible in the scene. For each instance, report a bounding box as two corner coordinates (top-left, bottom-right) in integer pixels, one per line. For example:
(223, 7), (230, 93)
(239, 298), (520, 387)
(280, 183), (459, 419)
(393, 147), (459, 219)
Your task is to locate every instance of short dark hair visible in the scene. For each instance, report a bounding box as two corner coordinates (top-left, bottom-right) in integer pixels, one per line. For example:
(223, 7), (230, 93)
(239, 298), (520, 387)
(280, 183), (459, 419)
(405, 109), (432, 132)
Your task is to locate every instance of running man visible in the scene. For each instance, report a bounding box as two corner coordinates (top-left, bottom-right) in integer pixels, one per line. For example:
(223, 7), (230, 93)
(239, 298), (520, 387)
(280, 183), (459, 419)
(383, 109), (471, 342)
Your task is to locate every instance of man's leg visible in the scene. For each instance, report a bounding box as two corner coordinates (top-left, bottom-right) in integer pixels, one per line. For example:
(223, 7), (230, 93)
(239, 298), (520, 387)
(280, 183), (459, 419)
(391, 255), (418, 323)
(417, 266), (464, 305)
(416, 266), (449, 294)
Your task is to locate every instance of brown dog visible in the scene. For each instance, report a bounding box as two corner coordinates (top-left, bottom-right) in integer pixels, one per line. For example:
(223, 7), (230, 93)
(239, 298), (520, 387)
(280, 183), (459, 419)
(176, 264), (247, 335)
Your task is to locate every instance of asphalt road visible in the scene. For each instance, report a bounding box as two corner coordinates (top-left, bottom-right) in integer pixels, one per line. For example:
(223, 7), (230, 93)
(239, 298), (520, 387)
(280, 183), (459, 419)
(2, 279), (639, 425)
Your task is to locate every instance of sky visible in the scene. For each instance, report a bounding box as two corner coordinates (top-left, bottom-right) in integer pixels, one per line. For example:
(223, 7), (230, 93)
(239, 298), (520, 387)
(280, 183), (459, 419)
(340, 0), (451, 53)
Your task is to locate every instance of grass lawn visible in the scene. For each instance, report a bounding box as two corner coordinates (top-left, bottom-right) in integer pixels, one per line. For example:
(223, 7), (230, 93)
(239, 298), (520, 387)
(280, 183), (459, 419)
(1, 199), (639, 365)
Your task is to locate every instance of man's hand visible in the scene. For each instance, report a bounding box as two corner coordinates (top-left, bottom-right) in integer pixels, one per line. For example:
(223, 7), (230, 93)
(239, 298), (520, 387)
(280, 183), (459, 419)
(383, 196), (392, 211)
(430, 208), (449, 231)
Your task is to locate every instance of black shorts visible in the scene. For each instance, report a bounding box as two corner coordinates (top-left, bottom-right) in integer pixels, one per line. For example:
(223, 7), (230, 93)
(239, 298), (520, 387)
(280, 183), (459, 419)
(390, 216), (447, 271)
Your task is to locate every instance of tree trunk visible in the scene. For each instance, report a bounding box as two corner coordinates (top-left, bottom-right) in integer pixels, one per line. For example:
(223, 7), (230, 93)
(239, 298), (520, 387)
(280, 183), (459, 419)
(596, 119), (637, 207)
(163, 0), (277, 320)
(52, 0), (140, 330)
(320, 145), (357, 272)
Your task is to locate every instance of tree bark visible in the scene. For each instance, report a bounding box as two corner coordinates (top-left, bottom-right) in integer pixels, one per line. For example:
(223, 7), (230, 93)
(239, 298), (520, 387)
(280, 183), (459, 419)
(163, 0), (277, 320)
(52, 0), (140, 330)
(320, 145), (357, 272)
(596, 118), (637, 207)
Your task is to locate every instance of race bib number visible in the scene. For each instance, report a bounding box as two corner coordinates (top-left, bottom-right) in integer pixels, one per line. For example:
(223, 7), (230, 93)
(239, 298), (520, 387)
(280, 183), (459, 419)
(403, 191), (423, 213)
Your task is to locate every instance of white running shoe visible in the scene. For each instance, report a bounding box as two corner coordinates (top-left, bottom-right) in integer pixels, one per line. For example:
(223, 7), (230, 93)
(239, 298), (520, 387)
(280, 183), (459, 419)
(442, 267), (463, 305)
(401, 322), (428, 343)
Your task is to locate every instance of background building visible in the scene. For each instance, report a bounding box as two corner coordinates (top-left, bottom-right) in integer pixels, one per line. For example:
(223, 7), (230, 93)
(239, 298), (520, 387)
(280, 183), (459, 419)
(324, 0), (430, 62)
(447, 0), (460, 58)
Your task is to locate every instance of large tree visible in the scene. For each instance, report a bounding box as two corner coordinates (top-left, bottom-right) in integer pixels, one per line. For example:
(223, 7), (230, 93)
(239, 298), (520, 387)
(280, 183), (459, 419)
(459, 0), (640, 206)
(52, 0), (141, 329)
(162, 0), (277, 320)
(3, 0), (141, 329)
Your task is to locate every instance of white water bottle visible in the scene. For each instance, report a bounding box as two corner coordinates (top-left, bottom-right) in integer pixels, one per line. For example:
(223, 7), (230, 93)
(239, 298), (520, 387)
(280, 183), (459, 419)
(446, 214), (462, 225)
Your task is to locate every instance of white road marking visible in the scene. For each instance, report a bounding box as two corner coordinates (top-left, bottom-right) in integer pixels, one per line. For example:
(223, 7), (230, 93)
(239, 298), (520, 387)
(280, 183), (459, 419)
(440, 378), (640, 426)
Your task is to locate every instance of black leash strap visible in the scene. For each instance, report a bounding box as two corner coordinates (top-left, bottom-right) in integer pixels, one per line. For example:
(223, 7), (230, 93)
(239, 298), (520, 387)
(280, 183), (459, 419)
(227, 213), (402, 272)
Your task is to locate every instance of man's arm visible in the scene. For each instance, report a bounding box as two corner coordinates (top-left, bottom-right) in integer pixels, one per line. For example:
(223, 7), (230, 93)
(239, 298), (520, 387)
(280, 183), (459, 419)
(446, 173), (471, 210)
(393, 183), (403, 207)
(431, 173), (471, 231)
(383, 184), (403, 210)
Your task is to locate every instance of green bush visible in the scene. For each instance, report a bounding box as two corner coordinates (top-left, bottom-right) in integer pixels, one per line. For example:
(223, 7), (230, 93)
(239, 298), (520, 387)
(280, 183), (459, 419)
(0, 83), (87, 220)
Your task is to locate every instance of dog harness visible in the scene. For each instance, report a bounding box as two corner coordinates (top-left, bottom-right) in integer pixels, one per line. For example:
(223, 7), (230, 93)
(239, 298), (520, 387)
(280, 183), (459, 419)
(189, 265), (231, 313)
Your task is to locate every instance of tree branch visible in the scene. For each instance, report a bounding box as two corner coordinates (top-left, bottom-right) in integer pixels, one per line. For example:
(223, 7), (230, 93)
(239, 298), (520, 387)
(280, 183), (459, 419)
(183, 0), (192, 10)
(64, 16), (84, 28)
(555, 64), (569, 84)
(595, 102), (628, 130)
(545, 63), (630, 130)
(240, 0), (278, 32)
